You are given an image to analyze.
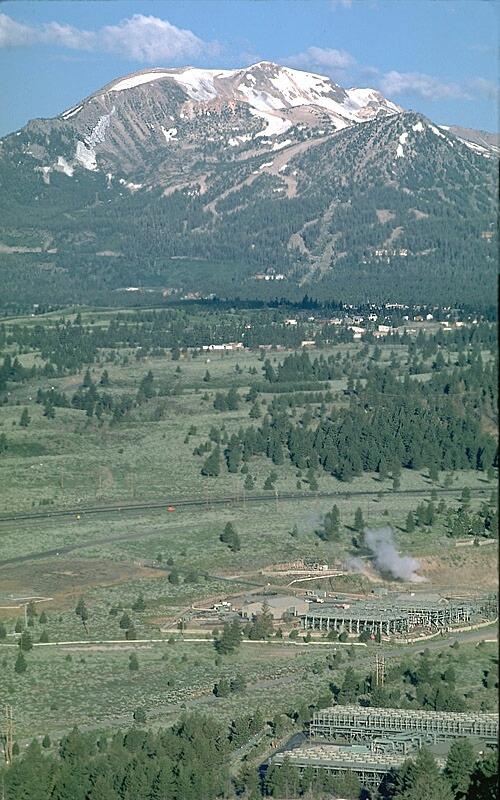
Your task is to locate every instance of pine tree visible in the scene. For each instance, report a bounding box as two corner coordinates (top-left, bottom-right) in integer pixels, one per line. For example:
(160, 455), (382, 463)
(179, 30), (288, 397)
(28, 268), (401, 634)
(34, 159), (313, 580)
(263, 474), (275, 490)
(15, 650), (27, 674)
(132, 594), (146, 611)
(248, 600), (274, 640)
(168, 568), (180, 585)
(86, 775), (120, 800)
(395, 747), (454, 800)
(319, 504), (341, 541)
(249, 402), (261, 419)
(354, 507), (365, 532)
(466, 750), (498, 800)
(220, 522), (240, 552)
(75, 597), (89, 624)
(129, 653), (139, 671)
(19, 408), (30, 427)
(201, 446), (221, 476)
(215, 619), (242, 654)
(43, 402), (55, 419)
(133, 707), (147, 723)
(83, 369), (93, 388)
(119, 612), (132, 630)
(444, 738), (476, 798)
(19, 630), (33, 651)
(406, 511), (416, 533)
(214, 677), (231, 697)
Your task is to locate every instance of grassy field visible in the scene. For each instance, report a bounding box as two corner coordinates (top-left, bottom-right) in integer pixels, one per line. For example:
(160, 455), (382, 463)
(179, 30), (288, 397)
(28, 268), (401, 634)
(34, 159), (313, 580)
(1, 341), (492, 513)
(0, 309), (497, 744)
(0, 633), (496, 742)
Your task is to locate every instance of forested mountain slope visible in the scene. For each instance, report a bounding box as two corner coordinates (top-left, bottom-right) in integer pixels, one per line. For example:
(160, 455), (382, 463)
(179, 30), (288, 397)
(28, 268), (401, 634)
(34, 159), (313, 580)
(0, 63), (497, 311)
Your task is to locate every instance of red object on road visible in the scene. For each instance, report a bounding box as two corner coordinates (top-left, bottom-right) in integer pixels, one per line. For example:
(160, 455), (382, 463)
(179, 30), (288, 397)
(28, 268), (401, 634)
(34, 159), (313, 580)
(167, 506), (176, 512)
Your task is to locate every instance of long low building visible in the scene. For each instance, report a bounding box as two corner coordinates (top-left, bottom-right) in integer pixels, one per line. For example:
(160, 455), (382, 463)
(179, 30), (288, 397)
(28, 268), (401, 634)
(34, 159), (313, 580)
(302, 604), (410, 635)
(301, 597), (476, 635)
(310, 705), (499, 747)
(272, 744), (445, 791)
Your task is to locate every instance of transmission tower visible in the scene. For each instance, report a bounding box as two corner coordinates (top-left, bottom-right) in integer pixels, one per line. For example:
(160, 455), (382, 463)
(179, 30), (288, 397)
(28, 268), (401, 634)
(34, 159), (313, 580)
(3, 706), (13, 765)
(374, 654), (386, 688)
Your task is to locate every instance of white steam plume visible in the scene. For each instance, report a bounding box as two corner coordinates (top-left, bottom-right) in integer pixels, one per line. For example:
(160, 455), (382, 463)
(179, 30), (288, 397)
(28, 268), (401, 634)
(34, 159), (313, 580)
(363, 526), (426, 583)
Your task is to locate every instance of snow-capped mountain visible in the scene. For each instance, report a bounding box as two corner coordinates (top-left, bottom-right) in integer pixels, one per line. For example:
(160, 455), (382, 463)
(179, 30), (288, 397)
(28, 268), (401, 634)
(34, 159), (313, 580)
(5, 62), (402, 180)
(0, 62), (497, 310)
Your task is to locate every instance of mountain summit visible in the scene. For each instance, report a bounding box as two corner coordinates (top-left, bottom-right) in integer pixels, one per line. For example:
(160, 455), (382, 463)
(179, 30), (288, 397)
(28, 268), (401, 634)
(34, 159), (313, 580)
(0, 62), (497, 310)
(52, 61), (402, 175)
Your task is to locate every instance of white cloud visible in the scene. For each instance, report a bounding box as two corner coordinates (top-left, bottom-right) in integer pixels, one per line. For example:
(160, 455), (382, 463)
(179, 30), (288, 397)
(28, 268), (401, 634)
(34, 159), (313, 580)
(330, 0), (353, 8)
(290, 46), (356, 71)
(0, 12), (41, 47)
(285, 46), (357, 82)
(0, 12), (215, 62)
(378, 70), (471, 101)
(466, 77), (499, 102)
(99, 15), (213, 62)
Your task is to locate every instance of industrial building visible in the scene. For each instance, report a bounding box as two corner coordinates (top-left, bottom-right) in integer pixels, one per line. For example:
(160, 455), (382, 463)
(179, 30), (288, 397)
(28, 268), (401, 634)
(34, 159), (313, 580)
(241, 595), (309, 621)
(271, 706), (498, 793)
(272, 744), (445, 791)
(310, 705), (499, 748)
(300, 596), (477, 635)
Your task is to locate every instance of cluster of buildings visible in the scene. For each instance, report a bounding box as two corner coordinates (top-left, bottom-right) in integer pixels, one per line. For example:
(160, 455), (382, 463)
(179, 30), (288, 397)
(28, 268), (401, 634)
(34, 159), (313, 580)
(182, 590), (494, 641)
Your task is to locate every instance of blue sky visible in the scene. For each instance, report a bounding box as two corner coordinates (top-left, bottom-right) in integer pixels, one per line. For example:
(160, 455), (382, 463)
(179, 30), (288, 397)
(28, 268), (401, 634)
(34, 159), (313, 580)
(0, 0), (498, 136)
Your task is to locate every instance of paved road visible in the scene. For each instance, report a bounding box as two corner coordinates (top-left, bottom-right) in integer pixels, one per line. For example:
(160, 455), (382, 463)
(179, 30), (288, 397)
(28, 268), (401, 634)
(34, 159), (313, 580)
(0, 485), (487, 525)
(0, 624), (495, 652)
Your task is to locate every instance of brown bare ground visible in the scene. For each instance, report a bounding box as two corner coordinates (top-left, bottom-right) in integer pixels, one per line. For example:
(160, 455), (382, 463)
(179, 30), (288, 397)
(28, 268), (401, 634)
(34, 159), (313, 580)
(0, 557), (166, 610)
(417, 548), (498, 595)
(376, 209), (396, 223)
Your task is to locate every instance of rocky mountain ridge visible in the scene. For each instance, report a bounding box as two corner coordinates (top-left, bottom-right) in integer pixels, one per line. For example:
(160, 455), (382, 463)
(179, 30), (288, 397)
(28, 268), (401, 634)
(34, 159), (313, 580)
(0, 62), (497, 311)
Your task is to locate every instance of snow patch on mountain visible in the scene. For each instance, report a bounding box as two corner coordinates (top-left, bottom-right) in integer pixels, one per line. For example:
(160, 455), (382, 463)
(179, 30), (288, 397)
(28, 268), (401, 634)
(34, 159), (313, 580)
(75, 107), (115, 171)
(346, 88), (401, 115)
(412, 121), (424, 133)
(119, 178), (142, 191)
(110, 71), (172, 93)
(61, 103), (83, 120)
(56, 156), (74, 177)
(75, 141), (97, 171)
(238, 84), (285, 111)
(271, 138), (293, 151)
(250, 108), (292, 138)
(429, 124), (445, 139)
(176, 68), (237, 101)
(88, 108), (115, 147)
(161, 126), (178, 141)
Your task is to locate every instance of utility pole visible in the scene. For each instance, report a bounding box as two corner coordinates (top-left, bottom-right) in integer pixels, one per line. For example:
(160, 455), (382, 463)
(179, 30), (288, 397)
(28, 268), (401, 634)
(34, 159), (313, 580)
(3, 706), (13, 765)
